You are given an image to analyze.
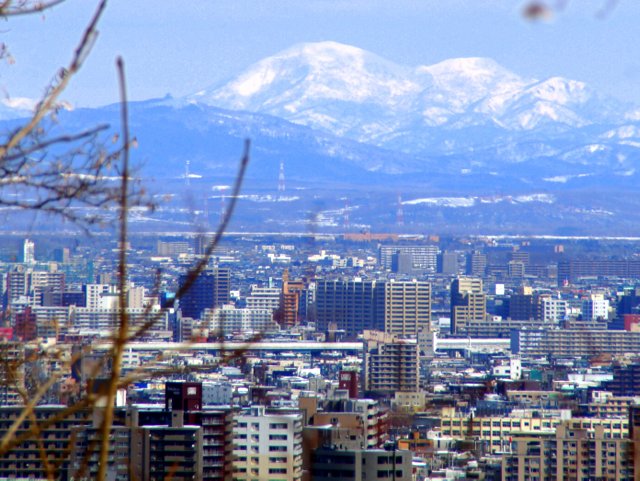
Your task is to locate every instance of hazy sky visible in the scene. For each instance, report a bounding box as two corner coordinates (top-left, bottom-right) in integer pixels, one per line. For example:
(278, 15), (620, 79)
(3, 0), (639, 107)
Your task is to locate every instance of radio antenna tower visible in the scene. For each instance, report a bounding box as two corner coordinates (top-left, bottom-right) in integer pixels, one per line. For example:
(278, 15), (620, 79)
(185, 160), (191, 186)
(396, 194), (404, 227)
(278, 161), (286, 193)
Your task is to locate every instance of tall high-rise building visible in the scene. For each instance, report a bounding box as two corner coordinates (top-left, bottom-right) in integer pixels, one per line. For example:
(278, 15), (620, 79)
(245, 285), (281, 311)
(382, 280), (431, 337)
(23, 239), (35, 265)
(278, 160), (286, 192)
(279, 271), (300, 327)
(315, 279), (431, 338)
(5, 268), (65, 308)
(315, 279), (383, 337)
(509, 250), (530, 267)
(509, 287), (539, 321)
(0, 342), (25, 406)
(363, 330), (419, 395)
(582, 293), (610, 321)
(508, 260), (525, 279)
(178, 268), (230, 320)
(83, 283), (111, 310)
(466, 251), (487, 277)
(52, 247), (70, 263)
(630, 405), (640, 481)
(390, 251), (413, 274)
(439, 251), (459, 275)
(450, 277), (486, 335)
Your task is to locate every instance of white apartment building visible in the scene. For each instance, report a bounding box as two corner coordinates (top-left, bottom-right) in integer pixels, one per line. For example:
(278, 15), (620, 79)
(85, 283), (147, 310)
(84, 283), (112, 310)
(23, 239), (35, 265)
(203, 305), (278, 335)
(71, 306), (169, 335)
(542, 297), (568, 323)
(582, 294), (610, 321)
(245, 286), (281, 312)
(232, 406), (303, 481)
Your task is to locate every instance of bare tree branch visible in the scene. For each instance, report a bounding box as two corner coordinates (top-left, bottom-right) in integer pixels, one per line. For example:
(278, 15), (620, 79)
(96, 55), (129, 481)
(0, 0), (106, 158)
(0, 0), (66, 17)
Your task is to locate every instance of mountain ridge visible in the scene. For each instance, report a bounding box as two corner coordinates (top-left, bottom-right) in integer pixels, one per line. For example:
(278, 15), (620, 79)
(2, 42), (640, 234)
(189, 41), (630, 150)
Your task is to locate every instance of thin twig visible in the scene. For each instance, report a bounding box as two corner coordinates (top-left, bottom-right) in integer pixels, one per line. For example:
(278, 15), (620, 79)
(125, 139), (250, 343)
(96, 55), (129, 481)
(0, 0), (107, 158)
(0, 125), (109, 163)
(0, 0), (66, 17)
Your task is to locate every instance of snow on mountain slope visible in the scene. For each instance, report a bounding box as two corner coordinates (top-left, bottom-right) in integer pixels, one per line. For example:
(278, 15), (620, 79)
(191, 41), (423, 136)
(417, 57), (527, 112)
(188, 41), (630, 154)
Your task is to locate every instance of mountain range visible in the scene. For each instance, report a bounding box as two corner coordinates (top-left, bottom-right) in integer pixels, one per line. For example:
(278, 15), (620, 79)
(3, 41), (640, 235)
(188, 42), (629, 156)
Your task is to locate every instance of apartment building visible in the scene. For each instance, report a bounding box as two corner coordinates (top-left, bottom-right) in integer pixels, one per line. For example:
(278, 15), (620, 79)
(512, 328), (640, 357)
(440, 412), (629, 454)
(450, 277), (486, 335)
(232, 406), (303, 481)
(502, 424), (633, 481)
(311, 447), (413, 481)
(203, 305), (277, 335)
(178, 268), (231, 320)
(0, 405), (92, 480)
(315, 279), (383, 337)
(245, 286), (281, 311)
(541, 296), (567, 323)
(302, 397), (388, 450)
(378, 245), (438, 272)
(363, 330), (419, 395)
(316, 279), (431, 338)
(382, 280), (431, 337)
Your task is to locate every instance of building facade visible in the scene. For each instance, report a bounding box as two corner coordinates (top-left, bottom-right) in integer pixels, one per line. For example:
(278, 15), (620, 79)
(363, 330), (419, 395)
(232, 406), (303, 481)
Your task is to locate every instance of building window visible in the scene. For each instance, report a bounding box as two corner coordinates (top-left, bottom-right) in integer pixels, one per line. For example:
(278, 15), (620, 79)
(269, 468), (287, 474)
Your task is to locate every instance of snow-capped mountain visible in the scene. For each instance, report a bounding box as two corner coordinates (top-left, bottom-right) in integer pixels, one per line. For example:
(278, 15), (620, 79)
(189, 41), (625, 150)
(4, 41), (640, 234)
(189, 42), (422, 140)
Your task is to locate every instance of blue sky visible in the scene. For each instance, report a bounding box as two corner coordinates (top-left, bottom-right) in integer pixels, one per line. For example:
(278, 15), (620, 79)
(2, 0), (639, 107)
